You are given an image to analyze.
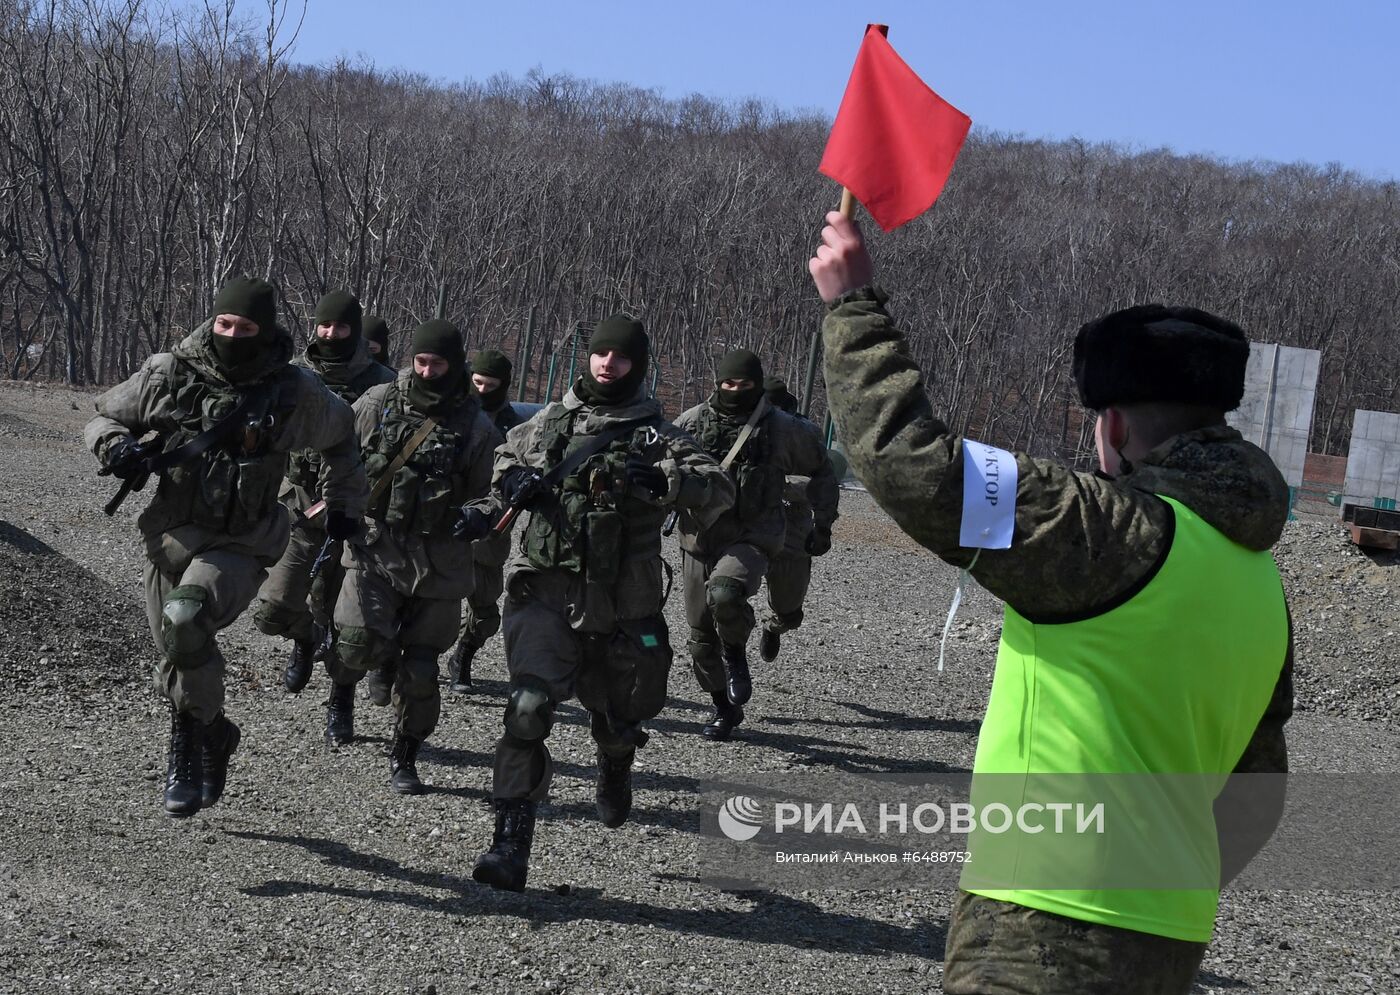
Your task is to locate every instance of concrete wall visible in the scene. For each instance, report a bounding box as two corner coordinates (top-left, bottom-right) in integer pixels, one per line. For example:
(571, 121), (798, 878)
(1343, 410), (1400, 506)
(1227, 343), (1321, 487)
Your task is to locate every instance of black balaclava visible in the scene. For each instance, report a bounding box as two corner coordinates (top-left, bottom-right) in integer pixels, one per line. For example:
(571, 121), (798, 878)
(406, 319), (467, 415)
(764, 375), (799, 414)
(471, 348), (513, 411)
(712, 348), (764, 416)
(577, 313), (649, 405)
(364, 315), (391, 363)
(1073, 304), (1249, 412)
(210, 275), (278, 372)
(308, 290), (363, 362)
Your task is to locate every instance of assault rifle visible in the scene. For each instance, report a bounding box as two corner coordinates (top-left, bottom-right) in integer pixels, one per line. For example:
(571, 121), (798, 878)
(98, 437), (162, 516)
(492, 423), (665, 535)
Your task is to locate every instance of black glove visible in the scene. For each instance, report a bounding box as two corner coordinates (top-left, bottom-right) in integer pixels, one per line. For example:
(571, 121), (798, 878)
(804, 527), (832, 557)
(453, 506), (493, 541)
(625, 456), (669, 499)
(324, 509), (360, 541)
(103, 437), (148, 481)
(499, 466), (545, 509)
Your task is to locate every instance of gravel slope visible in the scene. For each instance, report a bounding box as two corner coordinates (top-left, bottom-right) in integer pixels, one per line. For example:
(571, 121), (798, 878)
(1, 380), (1397, 995)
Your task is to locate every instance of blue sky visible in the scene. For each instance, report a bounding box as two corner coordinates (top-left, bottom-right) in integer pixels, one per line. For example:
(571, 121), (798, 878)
(281, 0), (1398, 180)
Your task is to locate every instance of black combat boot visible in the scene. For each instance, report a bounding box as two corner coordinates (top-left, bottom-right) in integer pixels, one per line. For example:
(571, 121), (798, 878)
(326, 682), (355, 746)
(759, 627), (781, 663)
(722, 641), (752, 706)
(472, 799), (537, 892)
(595, 749), (634, 828)
(389, 732), (426, 795)
(365, 664), (394, 707)
(283, 635), (316, 693)
(201, 712), (241, 809)
(701, 687), (745, 741)
(447, 641), (476, 692)
(164, 710), (204, 818)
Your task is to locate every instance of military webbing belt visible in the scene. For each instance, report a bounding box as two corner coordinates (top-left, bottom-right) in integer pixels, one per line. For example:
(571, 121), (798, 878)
(719, 396), (769, 472)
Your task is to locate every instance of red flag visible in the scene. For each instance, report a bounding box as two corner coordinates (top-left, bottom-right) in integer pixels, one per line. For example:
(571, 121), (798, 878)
(819, 26), (972, 232)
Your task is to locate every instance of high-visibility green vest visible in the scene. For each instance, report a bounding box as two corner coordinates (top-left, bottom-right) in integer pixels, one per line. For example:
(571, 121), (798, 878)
(962, 495), (1288, 942)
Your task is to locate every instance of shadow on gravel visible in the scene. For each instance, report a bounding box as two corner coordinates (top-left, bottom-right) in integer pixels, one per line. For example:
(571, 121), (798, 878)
(1193, 970), (1248, 990)
(773, 700), (982, 737)
(0, 518), (58, 555)
(230, 830), (945, 958)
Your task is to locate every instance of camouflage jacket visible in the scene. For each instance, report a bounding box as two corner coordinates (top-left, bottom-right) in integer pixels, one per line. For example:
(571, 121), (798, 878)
(343, 370), (503, 599)
(673, 398), (839, 559)
(483, 398), (526, 436)
(281, 338), (397, 524)
(488, 385), (734, 629)
(85, 319), (367, 569)
(821, 288), (1292, 787)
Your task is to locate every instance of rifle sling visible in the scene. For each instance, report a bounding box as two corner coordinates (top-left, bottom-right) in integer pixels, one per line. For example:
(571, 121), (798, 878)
(719, 396), (769, 472)
(366, 415), (440, 508)
(146, 388), (269, 474)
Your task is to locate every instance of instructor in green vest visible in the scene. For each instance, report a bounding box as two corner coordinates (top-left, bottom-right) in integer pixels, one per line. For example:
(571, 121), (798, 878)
(808, 211), (1293, 995)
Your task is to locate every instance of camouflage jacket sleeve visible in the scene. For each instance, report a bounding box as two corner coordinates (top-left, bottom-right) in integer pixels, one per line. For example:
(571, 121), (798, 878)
(83, 357), (174, 462)
(285, 371), (367, 519)
(656, 422), (735, 529)
(821, 288), (1168, 619)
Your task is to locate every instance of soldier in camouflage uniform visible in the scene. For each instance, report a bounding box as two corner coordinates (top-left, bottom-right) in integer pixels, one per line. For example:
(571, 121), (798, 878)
(85, 276), (367, 818)
(755, 376), (839, 664)
(673, 351), (838, 741)
(447, 348), (524, 692)
(471, 315), (733, 892)
(808, 212), (1293, 995)
(363, 315), (393, 369)
(327, 319), (503, 794)
(252, 291), (396, 695)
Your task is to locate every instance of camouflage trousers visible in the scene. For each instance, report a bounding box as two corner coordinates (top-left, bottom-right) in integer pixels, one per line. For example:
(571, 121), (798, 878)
(455, 559), (504, 650)
(493, 570), (672, 801)
(144, 548), (268, 723)
(682, 544), (767, 696)
(943, 891), (1206, 995)
(763, 549), (812, 634)
(252, 526), (345, 644)
(331, 562), (461, 741)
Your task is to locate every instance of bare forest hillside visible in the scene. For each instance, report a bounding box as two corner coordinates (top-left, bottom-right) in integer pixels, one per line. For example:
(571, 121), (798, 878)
(2, 1), (1398, 464)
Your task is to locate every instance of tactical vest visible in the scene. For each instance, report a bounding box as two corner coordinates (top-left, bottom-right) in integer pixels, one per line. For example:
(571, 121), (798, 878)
(362, 384), (472, 536)
(691, 405), (783, 523)
(962, 496), (1289, 943)
(154, 365), (294, 534)
(286, 362), (391, 493)
(522, 406), (666, 586)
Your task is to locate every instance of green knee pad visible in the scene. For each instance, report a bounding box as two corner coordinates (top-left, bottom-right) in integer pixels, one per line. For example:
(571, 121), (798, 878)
(335, 625), (392, 672)
(705, 576), (750, 627)
(687, 627), (721, 661)
(503, 679), (555, 742)
(161, 585), (211, 670)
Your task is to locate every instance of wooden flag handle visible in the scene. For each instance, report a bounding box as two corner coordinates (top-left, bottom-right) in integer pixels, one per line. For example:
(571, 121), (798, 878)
(836, 24), (888, 219)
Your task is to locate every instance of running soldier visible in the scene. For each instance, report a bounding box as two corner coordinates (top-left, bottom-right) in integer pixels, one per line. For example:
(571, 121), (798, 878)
(756, 376), (839, 664)
(85, 276), (367, 817)
(447, 348), (524, 692)
(673, 350), (838, 741)
(252, 290), (395, 694)
(471, 315), (733, 892)
(364, 315), (393, 369)
(328, 319), (502, 794)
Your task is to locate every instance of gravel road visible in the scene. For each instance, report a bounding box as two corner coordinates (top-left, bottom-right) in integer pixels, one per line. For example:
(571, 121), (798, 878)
(1, 380), (1397, 995)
